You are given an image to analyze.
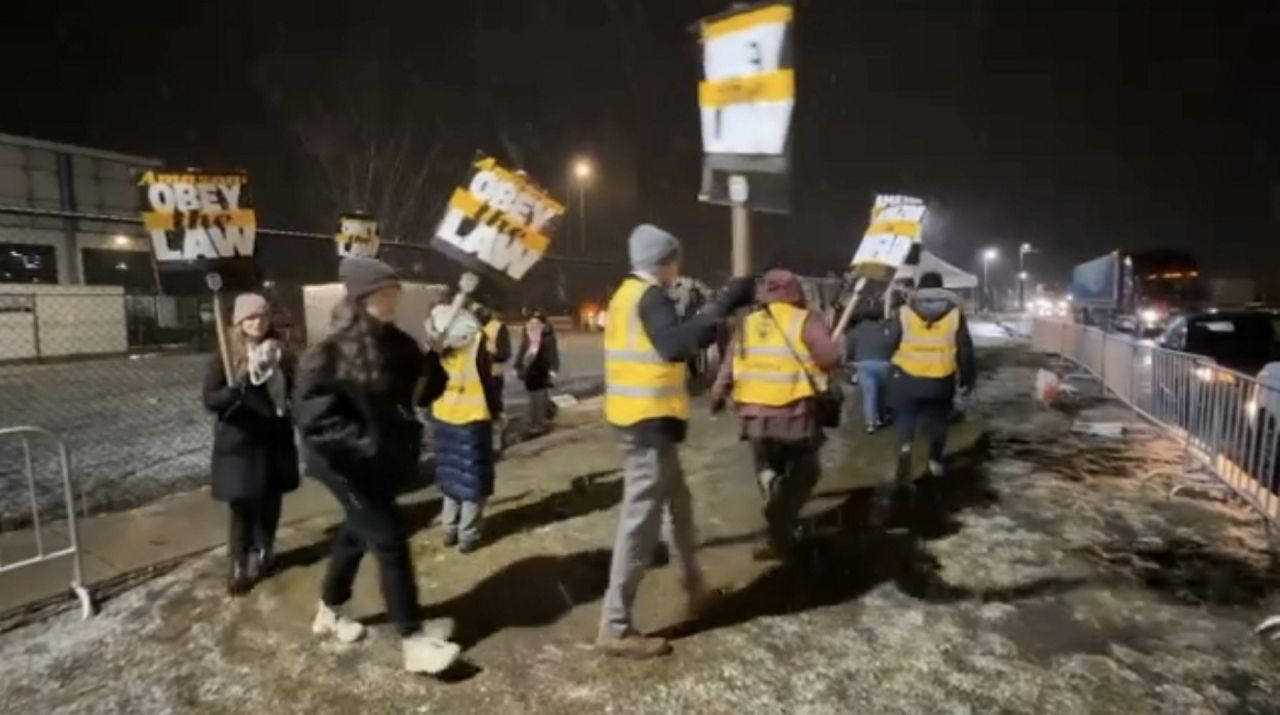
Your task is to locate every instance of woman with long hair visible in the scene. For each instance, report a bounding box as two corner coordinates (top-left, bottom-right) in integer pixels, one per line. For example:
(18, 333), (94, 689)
(293, 257), (461, 675)
(202, 293), (299, 596)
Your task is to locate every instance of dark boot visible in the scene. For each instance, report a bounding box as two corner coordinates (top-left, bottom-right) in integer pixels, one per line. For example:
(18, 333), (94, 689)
(893, 450), (916, 501)
(227, 555), (253, 597)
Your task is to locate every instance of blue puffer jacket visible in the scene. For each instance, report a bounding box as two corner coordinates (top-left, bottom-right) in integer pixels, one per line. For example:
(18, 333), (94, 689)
(432, 419), (495, 502)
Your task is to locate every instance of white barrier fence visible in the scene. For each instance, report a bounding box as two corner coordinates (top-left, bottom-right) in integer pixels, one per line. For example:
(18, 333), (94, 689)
(0, 426), (94, 620)
(1032, 319), (1280, 528)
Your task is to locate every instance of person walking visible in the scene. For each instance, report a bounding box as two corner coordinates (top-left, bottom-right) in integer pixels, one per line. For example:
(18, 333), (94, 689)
(293, 256), (462, 676)
(712, 269), (840, 561)
(429, 304), (502, 553)
(846, 304), (896, 433)
(202, 293), (299, 596)
(515, 312), (560, 437)
(876, 271), (975, 515)
(597, 223), (755, 659)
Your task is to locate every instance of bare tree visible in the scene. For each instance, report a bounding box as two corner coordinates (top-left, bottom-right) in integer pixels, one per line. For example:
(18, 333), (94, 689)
(252, 58), (457, 243)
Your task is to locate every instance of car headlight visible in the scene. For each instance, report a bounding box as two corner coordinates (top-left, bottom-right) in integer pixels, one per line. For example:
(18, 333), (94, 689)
(1139, 308), (1161, 325)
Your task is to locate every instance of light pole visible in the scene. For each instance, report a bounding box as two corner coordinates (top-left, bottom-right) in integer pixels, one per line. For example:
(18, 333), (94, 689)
(572, 158), (593, 254)
(981, 247), (999, 312)
(1018, 242), (1035, 311)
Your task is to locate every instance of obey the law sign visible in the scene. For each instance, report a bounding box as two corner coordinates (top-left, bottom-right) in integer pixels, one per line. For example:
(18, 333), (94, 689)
(139, 170), (256, 265)
(431, 156), (563, 286)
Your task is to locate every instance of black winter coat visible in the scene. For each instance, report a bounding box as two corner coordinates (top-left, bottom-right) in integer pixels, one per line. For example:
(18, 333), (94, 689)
(515, 329), (560, 391)
(202, 354), (300, 503)
(293, 322), (427, 497)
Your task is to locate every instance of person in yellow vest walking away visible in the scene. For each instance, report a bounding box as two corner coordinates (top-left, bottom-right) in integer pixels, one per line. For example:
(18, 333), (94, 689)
(597, 224), (755, 659)
(711, 269), (841, 561)
(427, 305), (503, 553)
(875, 271), (975, 519)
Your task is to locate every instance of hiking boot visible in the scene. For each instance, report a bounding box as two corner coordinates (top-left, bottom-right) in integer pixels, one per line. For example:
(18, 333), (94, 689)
(402, 633), (462, 674)
(458, 539), (480, 555)
(442, 530), (459, 548)
(312, 601), (366, 644)
(596, 632), (673, 659)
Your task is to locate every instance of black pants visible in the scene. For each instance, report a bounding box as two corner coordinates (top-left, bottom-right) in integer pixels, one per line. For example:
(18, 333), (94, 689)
(893, 392), (952, 461)
(320, 480), (421, 637)
(228, 492), (282, 562)
(751, 439), (821, 551)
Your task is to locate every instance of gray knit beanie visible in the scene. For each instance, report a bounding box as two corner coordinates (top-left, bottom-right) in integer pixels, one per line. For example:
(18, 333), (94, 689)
(339, 256), (400, 299)
(232, 293), (268, 324)
(628, 224), (681, 273)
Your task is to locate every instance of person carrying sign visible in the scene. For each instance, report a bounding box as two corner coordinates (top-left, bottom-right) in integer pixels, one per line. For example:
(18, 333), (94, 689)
(711, 269), (840, 561)
(597, 224), (755, 659)
(875, 271), (975, 519)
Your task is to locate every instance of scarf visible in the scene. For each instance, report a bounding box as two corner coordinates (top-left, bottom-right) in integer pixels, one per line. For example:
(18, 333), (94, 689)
(248, 338), (287, 417)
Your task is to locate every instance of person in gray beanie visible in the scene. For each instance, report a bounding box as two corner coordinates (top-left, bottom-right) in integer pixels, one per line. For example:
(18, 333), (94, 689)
(294, 256), (463, 675)
(596, 223), (755, 659)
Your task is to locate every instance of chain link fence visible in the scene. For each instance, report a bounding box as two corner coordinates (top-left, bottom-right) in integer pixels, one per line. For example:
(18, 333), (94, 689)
(0, 205), (616, 525)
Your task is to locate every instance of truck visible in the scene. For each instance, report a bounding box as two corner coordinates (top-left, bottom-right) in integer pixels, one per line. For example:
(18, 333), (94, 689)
(1070, 249), (1203, 335)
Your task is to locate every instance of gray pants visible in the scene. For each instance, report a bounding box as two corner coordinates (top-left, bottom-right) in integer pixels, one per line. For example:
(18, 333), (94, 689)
(441, 495), (485, 544)
(529, 389), (553, 432)
(599, 439), (702, 638)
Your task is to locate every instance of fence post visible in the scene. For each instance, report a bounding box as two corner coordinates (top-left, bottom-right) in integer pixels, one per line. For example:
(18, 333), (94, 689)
(31, 294), (42, 361)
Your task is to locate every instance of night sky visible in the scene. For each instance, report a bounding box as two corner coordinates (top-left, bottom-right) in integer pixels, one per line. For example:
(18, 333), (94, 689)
(3, 0), (1277, 295)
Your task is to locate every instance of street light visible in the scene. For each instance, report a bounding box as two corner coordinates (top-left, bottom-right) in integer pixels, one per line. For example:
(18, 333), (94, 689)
(571, 158), (593, 254)
(981, 247), (999, 312)
(1018, 242), (1036, 311)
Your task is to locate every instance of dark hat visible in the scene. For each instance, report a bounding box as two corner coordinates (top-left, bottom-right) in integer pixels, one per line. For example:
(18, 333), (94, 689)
(339, 257), (400, 300)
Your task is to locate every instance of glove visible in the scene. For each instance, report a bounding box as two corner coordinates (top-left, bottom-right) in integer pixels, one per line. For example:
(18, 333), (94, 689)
(716, 276), (757, 315)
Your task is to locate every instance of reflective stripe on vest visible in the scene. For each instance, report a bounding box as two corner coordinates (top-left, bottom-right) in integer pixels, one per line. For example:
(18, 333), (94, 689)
(482, 320), (506, 376)
(432, 334), (492, 425)
(731, 302), (827, 407)
(603, 276), (690, 426)
(891, 306), (960, 379)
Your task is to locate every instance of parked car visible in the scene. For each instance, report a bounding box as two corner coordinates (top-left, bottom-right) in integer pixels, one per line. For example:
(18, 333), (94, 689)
(1157, 309), (1280, 498)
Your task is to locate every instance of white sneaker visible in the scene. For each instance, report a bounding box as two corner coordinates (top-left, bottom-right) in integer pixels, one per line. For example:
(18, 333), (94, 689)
(421, 617), (456, 642)
(402, 633), (462, 674)
(312, 601), (366, 644)
(928, 460), (945, 478)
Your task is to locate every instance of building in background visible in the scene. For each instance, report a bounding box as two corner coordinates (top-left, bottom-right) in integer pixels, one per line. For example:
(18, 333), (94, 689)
(0, 132), (161, 289)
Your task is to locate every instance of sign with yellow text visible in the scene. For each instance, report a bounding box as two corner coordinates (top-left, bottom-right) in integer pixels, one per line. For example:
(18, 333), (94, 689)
(431, 156), (563, 286)
(139, 170), (256, 267)
(335, 213), (380, 258)
(850, 194), (927, 274)
(698, 2), (794, 157)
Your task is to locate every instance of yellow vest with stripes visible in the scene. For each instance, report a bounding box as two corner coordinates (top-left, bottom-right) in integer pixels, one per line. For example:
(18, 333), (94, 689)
(892, 306), (960, 379)
(433, 334), (492, 425)
(482, 320), (506, 376)
(604, 276), (690, 426)
(732, 303), (827, 407)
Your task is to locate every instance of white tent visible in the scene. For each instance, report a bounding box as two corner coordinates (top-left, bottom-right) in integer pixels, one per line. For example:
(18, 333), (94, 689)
(898, 250), (978, 289)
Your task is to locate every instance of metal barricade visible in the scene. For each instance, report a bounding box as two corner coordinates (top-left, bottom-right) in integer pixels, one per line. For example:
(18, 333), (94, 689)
(1030, 319), (1279, 641)
(0, 426), (94, 619)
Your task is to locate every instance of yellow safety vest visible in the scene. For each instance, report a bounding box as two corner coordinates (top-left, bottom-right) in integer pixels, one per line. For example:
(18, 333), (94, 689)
(482, 319), (506, 376)
(604, 276), (690, 426)
(732, 302), (827, 407)
(892, 306), (960, 379)
(432, 334), (492, 425)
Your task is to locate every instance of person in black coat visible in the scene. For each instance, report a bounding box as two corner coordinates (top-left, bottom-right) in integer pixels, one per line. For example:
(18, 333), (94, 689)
(515, 312), (560, 436)
(203, 293), (299, 597)
(292, 257), (462, 676)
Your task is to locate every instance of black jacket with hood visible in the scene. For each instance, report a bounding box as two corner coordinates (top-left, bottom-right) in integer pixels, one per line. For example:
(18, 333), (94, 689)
(887, 288), (976, 394)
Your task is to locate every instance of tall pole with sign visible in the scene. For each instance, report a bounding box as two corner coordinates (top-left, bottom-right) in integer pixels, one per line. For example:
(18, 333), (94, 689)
(830, 195), (928, 337)
(697, 3), (796, 277)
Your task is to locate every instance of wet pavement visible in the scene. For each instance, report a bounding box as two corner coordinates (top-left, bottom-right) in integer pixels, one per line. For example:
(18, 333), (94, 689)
(1, 343), (1278, 714)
